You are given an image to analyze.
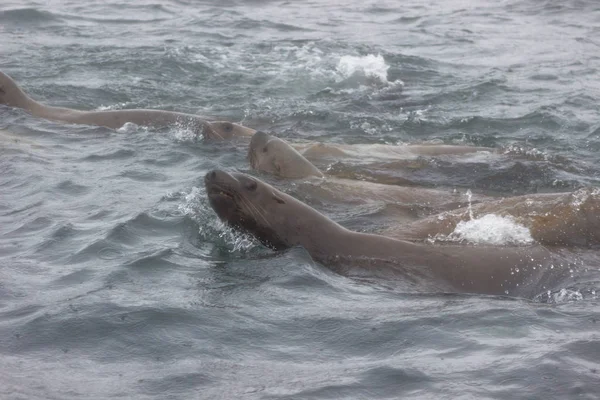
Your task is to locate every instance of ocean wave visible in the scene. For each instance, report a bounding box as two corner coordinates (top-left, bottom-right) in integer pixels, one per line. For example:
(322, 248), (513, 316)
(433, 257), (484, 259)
(0, 8), (60, 25)
(234, 18), (314, 32)
(2, 1), (600, 398)
(81, 148), (136, 162)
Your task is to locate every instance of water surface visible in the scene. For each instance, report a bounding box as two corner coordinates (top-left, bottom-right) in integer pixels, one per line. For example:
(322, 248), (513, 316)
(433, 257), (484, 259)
(1, 0), (599, 398)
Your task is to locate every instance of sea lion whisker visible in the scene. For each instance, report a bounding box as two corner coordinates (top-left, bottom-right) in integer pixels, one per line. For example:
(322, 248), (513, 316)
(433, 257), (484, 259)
(239, 195), (271, 228)
(244, 198), (270, 227)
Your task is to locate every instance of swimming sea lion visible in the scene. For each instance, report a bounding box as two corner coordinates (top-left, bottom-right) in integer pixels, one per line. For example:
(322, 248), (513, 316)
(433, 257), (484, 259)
(247, 130), (491, 212)
(248, 131), (324, 179)
(205, 169), (573, 298)
(0, 71), (253, 136)
(383, 188), (600, 247)
(203, 121), (494, 162)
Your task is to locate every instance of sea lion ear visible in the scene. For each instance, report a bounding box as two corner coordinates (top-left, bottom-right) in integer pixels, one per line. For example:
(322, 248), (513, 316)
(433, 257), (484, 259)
(271, 192), (286, 204)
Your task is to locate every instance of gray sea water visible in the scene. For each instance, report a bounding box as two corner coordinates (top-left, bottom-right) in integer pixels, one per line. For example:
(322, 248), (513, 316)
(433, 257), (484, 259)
(1, 0), (600, 399)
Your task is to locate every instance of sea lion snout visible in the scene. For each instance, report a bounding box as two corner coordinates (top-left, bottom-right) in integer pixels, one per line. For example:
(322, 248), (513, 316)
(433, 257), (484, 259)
(205, 169), (218, 183)
(204, 169), (237, 187)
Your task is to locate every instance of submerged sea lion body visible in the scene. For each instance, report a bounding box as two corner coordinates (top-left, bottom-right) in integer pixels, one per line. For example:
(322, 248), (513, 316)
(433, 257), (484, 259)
(294, 142), (494, 162)
(205, 170), (574, 298)
(0, 71), (255, 136)
(384, 189), (600, 247)
(0, 129), (42, 149)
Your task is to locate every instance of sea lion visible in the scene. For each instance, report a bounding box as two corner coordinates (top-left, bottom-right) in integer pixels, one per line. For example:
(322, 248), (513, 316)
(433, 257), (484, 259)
(0, 71), (254, 136)
(205, 169), (573, 298)
(247, 130), (491, 212)
(204, 121), (494, 162)
(248, 131), (324, 179)
(383, 188), (600, 247)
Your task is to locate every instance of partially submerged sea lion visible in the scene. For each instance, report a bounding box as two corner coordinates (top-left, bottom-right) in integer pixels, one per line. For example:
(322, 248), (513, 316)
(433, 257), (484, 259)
(205, 169), (573, 298)
(248, 131), (324, 179)
(247, 130), (491, 212)
(204, 121), (494, 162)
(0, 71), (254, 136)
(383, 189), (600, 247)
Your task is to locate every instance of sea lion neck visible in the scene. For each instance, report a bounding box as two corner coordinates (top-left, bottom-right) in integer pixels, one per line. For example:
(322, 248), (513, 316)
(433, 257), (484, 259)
(0, 71), (36, 110)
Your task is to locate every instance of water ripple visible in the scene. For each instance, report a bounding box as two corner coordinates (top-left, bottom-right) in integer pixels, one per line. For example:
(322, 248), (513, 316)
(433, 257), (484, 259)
(2, 0), (600, 398)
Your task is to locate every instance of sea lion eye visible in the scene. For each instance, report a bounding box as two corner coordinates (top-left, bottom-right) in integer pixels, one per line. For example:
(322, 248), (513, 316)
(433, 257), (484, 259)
(263, 146), (268, 153)
(245, 180), (257, 192)
(224, 123), (232, 132)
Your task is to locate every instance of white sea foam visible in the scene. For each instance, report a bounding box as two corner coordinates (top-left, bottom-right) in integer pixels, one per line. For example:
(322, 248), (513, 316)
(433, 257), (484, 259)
(116, 122), (141, 133)
(430, 214), (535, 246)
(569, 187), (600, 209)
(541, 288), (584, 304)
(337, 54), (388, 84)
(170, 125), (199, 143)
(96, 102), (133, 111)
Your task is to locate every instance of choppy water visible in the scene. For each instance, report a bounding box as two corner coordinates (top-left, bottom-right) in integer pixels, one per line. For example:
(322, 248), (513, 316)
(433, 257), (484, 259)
(1, 0), (600, 398)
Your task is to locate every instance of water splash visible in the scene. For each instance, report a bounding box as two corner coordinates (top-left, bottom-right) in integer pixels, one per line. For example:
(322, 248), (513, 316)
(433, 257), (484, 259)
(116, 122), (142, 134)
(465, 189), (474, 220)
(96, 102), (135, 111)
(429, 214), (534, 246)
(213, 221), (258, 253)
(177, 187), (258, 252)
(536, 288), (584, 303)
(336, 54), (402, 87)
(169, 125), (200, 143)
(177, 186), (205, 217)
(502, 144), (551, 161)
(569, 187), (600, 210)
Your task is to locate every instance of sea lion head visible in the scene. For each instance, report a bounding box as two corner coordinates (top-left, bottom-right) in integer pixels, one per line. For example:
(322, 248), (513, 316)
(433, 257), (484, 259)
(205, 169), (296, 249)
(248, 131), (324, 179)
(0, 71), (32, 109)
(205, 169), (336, 251)
(202, 121), (256, 140)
